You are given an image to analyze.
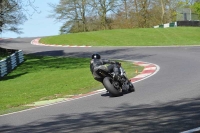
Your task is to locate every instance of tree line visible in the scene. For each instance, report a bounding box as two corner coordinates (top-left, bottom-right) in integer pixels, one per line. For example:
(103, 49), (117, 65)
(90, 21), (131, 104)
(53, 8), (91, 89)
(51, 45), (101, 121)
(0, 0), (200, 34)
(0, 0), (38, 34)
(49, 0), (200, 34)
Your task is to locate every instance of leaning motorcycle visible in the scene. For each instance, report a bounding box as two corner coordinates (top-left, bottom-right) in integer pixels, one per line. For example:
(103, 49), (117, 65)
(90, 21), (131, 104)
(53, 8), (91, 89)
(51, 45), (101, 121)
(97, 64), (135, 96)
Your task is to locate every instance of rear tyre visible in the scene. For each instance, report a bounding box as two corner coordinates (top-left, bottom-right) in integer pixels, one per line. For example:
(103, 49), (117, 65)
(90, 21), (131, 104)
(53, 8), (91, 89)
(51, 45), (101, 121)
(103, 77), (122, 97)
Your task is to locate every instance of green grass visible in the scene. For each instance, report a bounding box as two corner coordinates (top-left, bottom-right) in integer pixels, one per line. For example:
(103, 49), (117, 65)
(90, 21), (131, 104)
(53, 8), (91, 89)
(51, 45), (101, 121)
(0, 53), (9, 60)
(40, 27), (200, 46)
(0, 48), (13, 60)
(0, 55), (143, 114)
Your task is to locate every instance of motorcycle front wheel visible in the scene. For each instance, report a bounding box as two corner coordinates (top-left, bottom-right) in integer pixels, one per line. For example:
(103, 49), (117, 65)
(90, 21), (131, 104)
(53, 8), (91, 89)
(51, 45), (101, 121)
(128, 82), (135, 92)
(103, 77), (122, 97)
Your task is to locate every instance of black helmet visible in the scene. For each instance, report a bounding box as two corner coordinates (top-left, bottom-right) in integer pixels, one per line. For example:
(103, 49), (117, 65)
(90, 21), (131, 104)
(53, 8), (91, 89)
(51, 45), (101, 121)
(92, 53), (101, 59)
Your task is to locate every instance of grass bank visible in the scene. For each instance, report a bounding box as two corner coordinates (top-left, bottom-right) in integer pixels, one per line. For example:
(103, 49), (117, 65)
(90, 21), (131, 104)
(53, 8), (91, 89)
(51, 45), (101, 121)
(0, 56), (7, 60)
(0, 53), (9, 60)
(0, 55), (143, 114)
(40, 27), (200, 46)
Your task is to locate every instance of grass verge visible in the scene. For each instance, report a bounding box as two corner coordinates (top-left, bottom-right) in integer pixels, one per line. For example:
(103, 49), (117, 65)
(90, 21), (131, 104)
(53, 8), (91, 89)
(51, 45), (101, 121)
(40, 27), (200, 46)
(0, 55), (143, 115)
(0, 54), (9, 60)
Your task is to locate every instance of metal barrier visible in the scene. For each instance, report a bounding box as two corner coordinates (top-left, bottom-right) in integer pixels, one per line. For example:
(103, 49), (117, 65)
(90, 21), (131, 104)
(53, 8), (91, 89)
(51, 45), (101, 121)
(0, 50), (24, 78)
(177, 21), (200, 27)
(154, 21), (200, 28)
(154, 22), (177, 28)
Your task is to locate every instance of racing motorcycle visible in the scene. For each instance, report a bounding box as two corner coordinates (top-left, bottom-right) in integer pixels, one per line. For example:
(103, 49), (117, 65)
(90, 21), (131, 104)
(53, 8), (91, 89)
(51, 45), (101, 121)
(96, 64), (135, 96)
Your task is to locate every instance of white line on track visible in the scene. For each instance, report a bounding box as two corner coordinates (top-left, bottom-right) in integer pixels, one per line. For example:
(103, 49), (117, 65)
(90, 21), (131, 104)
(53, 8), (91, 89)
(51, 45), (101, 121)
(123, 60), (160, 84)
(181, 127), (200, 133)
(0, 89), (106, 117)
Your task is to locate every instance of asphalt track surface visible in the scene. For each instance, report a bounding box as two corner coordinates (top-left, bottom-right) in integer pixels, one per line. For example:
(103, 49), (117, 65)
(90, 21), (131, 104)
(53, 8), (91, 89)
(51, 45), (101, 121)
(0, 38), (200, 133)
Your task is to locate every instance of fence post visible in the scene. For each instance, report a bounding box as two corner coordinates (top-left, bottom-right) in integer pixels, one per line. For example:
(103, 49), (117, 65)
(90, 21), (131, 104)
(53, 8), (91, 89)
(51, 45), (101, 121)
(0, 59), (7, 78)
(0, 50), (24, 79)
(6, 56), (12, 74)
(18, 50), (24, 63)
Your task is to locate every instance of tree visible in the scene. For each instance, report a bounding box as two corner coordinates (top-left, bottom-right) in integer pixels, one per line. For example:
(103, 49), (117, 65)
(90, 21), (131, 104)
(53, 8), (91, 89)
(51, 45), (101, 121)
(0, 0), (39, 34)
(127, 0), (152, 28)
(91, 0), (120, 30)
(160, 0), (166, 24)
(138, 0), (151, 28)
(49, 0), (198, 33)
(0, 0), (27, 33)
(192, 1), (200, 19)
(110, 0), (137, 29)
(121, 0), (128, 19)
(49, 0), (89, 33)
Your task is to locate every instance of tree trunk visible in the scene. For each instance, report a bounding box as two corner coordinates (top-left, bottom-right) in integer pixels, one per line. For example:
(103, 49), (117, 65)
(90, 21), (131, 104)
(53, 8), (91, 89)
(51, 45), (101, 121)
(160, 0), (165, 24)
(81, 0), (87, 32)
(134, 0), (140, 27)
(0, 0), (3, 32)
(123, 0), (128, 19)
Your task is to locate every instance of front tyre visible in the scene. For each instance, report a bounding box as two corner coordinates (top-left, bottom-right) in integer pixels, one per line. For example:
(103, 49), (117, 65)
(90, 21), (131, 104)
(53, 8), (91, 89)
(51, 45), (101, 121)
(128, 82), (135, 92)
(103, 77), (122, 97)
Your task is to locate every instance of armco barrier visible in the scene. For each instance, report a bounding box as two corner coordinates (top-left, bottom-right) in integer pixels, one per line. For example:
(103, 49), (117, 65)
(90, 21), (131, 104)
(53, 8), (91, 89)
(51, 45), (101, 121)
(154, 21), (200, 28)
(177, 21), (200, 27)
(0, 50), (24, 78)
(154, 22), (177, 28)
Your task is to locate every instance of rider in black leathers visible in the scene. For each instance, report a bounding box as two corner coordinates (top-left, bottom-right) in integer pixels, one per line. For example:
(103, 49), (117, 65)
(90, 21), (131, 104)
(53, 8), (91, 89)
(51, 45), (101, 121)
(90, 53), (121, 83)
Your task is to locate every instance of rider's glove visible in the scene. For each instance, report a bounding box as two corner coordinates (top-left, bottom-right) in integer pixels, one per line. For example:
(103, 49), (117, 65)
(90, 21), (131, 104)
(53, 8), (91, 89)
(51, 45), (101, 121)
(110, 61), (116, 64)
(116, 62), (121, 66)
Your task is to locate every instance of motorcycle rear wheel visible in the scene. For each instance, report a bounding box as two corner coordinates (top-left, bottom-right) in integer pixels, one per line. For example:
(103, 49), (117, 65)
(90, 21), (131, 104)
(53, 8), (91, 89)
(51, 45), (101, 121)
(103, 77), (122, 97)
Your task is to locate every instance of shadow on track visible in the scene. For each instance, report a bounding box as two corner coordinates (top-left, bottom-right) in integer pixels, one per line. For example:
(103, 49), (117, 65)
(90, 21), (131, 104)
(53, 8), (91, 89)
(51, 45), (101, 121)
(28, 48), (155, 60)
(0, 39), (27, 45)
(1, 97), (200, 133)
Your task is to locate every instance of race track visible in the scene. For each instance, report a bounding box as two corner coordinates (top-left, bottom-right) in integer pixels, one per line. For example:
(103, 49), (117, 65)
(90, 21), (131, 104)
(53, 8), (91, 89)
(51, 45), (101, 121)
(0, 38), (200, 133)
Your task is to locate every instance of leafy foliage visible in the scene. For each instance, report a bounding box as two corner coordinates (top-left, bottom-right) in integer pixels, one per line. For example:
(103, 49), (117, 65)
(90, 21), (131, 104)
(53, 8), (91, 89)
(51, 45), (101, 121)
(192, 1), (200, 19)
(0, 0), (40, 33)
(0, 0), (27, 33)
(49, 0), (199, 33)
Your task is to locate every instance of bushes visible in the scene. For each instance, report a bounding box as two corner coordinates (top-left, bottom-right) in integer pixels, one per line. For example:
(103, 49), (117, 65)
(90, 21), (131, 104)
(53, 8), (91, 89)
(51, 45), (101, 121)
(0, 47), (16, 60)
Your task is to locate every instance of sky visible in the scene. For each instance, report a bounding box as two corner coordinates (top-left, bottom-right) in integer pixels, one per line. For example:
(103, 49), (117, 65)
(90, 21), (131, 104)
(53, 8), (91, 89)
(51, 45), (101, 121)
(1, 0), (63, 38)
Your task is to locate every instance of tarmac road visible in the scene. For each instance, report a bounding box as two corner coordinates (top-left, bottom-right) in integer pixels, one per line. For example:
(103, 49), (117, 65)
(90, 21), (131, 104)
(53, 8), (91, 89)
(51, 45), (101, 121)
(0, 38), (200, 133)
